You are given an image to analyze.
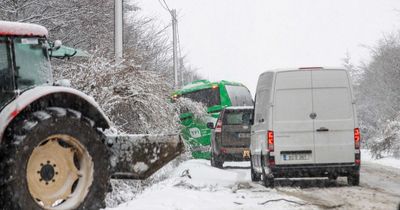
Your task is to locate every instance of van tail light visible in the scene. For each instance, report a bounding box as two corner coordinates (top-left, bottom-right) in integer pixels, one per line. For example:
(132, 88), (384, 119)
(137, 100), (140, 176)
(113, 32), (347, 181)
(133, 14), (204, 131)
(215, 119), (222, 133)
(267, 130), (274, 152)
(354, 128), (360, 149)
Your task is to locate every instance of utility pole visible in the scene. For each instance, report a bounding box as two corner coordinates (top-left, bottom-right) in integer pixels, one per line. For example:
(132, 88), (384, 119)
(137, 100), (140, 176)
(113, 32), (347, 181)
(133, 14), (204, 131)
(180, 57), (184, 86)
(172, 9), (178, 88)
(115, 0), (123, 64)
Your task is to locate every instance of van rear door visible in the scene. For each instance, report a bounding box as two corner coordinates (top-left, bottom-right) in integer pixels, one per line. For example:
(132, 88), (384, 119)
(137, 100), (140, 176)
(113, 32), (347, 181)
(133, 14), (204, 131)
(273, 71), (315, 165)
(312, 70), (355, 164)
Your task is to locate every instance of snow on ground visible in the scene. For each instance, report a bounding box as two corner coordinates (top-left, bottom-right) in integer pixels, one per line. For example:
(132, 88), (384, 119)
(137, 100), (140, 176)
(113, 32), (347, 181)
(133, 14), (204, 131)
(107, 150), (400, 210)
(106, 160), (315, 210)
(361, 149), (400, 169)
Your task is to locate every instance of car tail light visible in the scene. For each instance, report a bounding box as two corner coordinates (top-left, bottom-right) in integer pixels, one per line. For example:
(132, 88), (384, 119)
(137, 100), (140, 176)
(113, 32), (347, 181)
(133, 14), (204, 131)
(215, 119), (222, 133)
(220, 148), (227, 154)
(354, 128), (360, 149)
(267, 130), (274, 152)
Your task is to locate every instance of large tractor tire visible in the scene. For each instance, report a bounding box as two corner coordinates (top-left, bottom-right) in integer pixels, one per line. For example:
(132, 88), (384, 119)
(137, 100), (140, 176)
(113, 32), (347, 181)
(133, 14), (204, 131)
(0, 107), (111, 210)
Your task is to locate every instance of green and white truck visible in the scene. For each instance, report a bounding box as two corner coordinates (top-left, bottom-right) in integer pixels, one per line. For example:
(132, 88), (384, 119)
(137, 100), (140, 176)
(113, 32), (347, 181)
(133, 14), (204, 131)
(172, 80), (253, 159)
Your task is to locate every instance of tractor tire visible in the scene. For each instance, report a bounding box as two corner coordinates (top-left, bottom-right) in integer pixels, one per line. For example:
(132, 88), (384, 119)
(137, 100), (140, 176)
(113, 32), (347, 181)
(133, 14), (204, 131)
(250, 158), (261, 182)
(0, 107), (111, 210)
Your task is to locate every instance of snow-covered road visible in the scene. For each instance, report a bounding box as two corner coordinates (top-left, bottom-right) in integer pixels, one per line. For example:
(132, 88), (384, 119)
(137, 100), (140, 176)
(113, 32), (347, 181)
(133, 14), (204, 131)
(107, 153), (400, 210)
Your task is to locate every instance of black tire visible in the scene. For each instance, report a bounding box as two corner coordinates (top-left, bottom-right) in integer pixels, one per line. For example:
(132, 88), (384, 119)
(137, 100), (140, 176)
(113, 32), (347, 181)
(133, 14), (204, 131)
(262, 172), (275, 188)
(328, 175), (338, 181)
(250, 158), (261, 182)
(210, 153), (223, 168)
(262, 158), (274, 188)
(347, 172), (360, 186)
(210, 153), (216, 167)
(0, 107), (111, 210)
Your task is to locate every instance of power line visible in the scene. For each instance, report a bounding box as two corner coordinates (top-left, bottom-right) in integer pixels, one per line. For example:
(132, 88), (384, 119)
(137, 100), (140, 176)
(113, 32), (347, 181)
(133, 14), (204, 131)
(162, 0), (172, 12)
(157, 0), (171, 14)
(157, 0), (168, 11)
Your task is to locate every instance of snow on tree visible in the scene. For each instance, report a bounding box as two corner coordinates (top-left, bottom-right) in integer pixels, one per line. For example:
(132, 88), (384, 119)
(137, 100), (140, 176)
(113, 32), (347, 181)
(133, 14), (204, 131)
(356, 33), (400, 158)
(53, 54), (207, 135)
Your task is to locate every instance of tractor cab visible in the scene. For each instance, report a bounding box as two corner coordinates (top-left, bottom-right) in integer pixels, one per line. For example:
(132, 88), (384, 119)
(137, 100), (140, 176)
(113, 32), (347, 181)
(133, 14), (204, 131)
(0, 21), (52, 109)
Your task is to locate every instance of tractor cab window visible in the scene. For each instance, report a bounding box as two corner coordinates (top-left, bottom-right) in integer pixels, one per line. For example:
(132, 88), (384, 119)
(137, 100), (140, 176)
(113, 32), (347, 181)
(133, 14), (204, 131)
(0, 38), (15, 109)
(13, 37), (52, 90)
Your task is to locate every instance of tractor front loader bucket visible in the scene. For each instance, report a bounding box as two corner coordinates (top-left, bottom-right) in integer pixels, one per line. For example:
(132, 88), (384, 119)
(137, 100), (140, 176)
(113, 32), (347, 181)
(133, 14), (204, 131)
(107, 134), (184, 179)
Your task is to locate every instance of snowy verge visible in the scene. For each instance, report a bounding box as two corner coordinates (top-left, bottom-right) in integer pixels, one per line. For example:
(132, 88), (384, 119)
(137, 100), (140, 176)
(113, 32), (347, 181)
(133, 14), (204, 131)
(106, 160), (313, 210)
(361, 149), (400, 169)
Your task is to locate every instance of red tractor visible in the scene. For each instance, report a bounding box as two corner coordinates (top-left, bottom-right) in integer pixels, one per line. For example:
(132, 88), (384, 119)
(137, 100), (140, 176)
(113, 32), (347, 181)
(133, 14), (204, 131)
(0, 21), (183, 209)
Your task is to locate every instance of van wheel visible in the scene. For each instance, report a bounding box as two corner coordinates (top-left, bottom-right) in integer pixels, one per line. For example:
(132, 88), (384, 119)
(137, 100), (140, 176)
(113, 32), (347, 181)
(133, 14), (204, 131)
(347, 172), (360, 186)
(0, 108), (110, 210)
(250, 159), (261, 181)
(262, 168), (274, 188)
(210, 153), (223, 168)
(263, 173), (274, 188)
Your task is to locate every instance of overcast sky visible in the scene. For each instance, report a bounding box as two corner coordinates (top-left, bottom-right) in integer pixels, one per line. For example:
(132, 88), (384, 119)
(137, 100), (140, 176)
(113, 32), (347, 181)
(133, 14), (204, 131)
(136, 0), (400, 94)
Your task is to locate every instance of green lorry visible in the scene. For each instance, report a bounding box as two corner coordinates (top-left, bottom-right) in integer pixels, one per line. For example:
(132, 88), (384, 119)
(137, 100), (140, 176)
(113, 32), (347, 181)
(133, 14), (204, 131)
(173, 80), (253, 159)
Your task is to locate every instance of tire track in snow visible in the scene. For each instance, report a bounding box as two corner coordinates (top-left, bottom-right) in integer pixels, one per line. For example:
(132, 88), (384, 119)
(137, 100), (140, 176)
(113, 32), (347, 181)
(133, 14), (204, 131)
(269, 162), (400, 210)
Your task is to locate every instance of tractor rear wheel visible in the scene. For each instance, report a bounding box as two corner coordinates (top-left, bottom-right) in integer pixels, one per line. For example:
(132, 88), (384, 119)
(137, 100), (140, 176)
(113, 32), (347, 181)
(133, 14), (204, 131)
(0, 107), (111, 210)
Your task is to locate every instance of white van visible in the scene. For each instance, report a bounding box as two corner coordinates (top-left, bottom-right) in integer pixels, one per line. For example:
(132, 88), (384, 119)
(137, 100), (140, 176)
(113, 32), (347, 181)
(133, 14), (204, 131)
(250, 67), (360, 187)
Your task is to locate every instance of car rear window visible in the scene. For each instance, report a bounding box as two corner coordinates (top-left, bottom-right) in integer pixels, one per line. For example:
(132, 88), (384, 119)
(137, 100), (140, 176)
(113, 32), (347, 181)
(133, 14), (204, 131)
(223, 110), (253, 125)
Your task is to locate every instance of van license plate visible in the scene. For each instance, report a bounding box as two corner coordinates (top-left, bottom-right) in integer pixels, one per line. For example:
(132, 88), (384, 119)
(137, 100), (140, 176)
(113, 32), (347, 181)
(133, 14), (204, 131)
(238, 133), (250, 138)
(282, 153), (310, 161)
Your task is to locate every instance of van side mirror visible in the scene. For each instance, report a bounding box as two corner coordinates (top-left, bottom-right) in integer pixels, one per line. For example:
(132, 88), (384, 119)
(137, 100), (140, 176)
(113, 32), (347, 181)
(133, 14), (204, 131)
(206, 122), (214, 129)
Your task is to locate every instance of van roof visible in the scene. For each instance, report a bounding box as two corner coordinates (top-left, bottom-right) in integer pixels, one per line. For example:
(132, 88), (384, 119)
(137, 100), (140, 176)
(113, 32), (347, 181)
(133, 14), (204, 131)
(0, 21), (48, 37)
(260, 67), (346, 76)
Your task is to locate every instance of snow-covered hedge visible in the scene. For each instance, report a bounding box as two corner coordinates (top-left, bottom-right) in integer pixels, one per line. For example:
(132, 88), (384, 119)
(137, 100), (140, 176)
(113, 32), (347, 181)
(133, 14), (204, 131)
(53, 55), (207, 135)
(54, 56), (179, 134)
(369, 119), (400, 159)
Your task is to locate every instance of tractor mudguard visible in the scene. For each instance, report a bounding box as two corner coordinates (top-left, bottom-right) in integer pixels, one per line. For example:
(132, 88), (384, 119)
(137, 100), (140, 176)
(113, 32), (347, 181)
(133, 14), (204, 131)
(0, 86), (111, 142)
(107, 134), (184, 179)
